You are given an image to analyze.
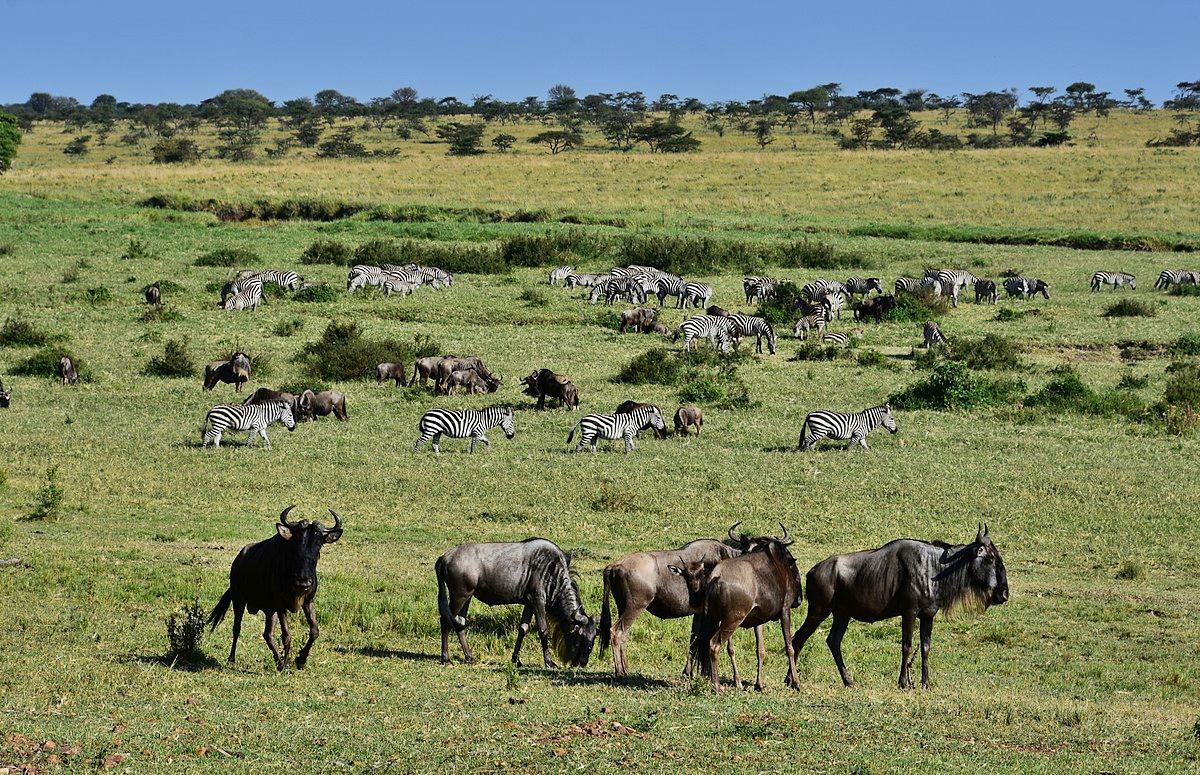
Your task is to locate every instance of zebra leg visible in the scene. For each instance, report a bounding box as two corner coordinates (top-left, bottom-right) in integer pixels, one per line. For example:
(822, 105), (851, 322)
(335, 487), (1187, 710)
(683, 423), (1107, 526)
(799, 432), (821, 451)
(245, 430), (256, 447)
(413, 435), (427, 453)
(431, 433), (442, 454)
(261, 426), (273, 449)
(624, 431), (635, 453)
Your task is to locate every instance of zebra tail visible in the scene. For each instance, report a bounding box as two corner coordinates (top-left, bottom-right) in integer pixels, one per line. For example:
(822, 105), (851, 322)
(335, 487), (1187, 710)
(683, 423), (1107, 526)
(797, 416), (808, 449)
(566, 423), (578, 444)
(598, 568), (613, 656)
(436, 557), (467, 631)
(207, 587), (233, 632)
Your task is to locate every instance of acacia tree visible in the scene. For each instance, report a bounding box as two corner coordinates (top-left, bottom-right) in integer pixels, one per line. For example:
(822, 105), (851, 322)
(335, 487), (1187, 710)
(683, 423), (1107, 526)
(0, 111), (21, 173)
(964, 90), (1018, 134)
(528, 127), (582, 154)
(490, 133), (516, 153)
(788, 87), (829, 130)
(435, 122), (486, 155)
(632, 120), (701, 152)
(752, 118), (775, 148)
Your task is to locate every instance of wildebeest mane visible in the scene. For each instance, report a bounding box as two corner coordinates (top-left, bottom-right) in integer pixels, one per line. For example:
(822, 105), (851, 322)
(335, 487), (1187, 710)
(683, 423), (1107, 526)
(931, 544), (988, 617)
(531, 548), (587, 664)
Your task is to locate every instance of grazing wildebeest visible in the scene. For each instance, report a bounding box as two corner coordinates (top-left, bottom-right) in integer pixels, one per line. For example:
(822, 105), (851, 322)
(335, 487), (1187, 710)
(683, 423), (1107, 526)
(207, 506), (343, 670)
(436, 538), (598, 668)
(435, 356), (499, 395)
(974, 278), (997, 304)
(375, 362), (408, 387)
(854, 294), (897, 324)
(646, 322), (671, 336)
(58, 356), (80, 386)
(615, 400), (668, 439)
(692, 526), (803, 692)
(521, 369), (579, 410)
(705, 305), (731, 317)
(242, 387), (300, 416)
(444, 369), (496, 395)
(674, 405), (703, 437)
(620, 307), (658, 334)
(600, 523), (748, 677)
(792, 525), (1009, 690)
(203, 352), (251, 392)
(410, 355), (457, 388)
(0, 378), (10, 408)
(298, 389), (348, 421)
(145, 281), (161, 306)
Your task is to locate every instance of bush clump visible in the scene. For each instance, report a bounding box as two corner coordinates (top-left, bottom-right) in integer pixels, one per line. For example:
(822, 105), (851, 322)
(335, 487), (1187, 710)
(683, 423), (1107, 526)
(301, 239), (354, 265)
(0, 318), (55, 347)
(151, 138), (201, 164)
(195, 247), (259, 267)
(501, 231), (610, 267)
(295, 321), (438, 382)
(11, 347), (90, 381)
(789, 340), (854, 362)
(1024, 366), (1144, 418)
(1167, 284), (1200, 297)
(27, 465), (64, 521)
(1104, 298), (1156, 318)
(166, 600), (208, 664)
(949, 334), (1025, 370)
(272, 317), (304, 337)
(775, 239), (873, 270)
(139, 305), (183, 323)
(143, 338), (197, 377)
(754, 282), (808, 328)
(1170, 333), (1200, 357)
(294, 284), (338, 303)
(354, 238), (505, 274)
(614, 348), (686, 385)
(890, 361), (1024, 410)
(885, 289), (950, 323)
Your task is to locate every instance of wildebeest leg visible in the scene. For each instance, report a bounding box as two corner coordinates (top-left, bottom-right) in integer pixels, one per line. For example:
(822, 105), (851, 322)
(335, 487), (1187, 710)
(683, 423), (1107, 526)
(683, 616), (698, 678)
(296, 597), (319, 669)
(263, 612), (285, 670)
(709, 617), (741, 692)
(278, 610), (293, 669)
(512, 605), (534, 666)
(919, 614), (934, 690)
(780, 610), (800, 689)
(228, 600), (245, 663)
(827, 613), (854, 687)
(613, 599), (647, 678)
(452, 597), (475, 663)
(754, 625), (765, 691)
(532, 593), (557, 669)
(899, 614), (915, 689)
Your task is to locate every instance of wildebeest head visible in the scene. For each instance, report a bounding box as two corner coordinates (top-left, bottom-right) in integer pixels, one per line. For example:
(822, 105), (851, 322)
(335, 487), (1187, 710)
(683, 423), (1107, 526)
(275, 506), (343, 596)
(968, 524), (1008, 606)
(558, 610), (599, 668)
(668, 556), (716, 607)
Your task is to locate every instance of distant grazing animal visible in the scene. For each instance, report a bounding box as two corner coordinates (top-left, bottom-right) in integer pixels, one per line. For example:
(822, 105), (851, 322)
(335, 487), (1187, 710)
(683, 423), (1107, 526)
(705, 305), (731, 317)
(894, 277), (921, 294)
(854, 294), (897, 323)
(799, 402), (897, 451)
(600, 524), (747, 677)
(571, 273), (609, 290)
(673, 405), (703, 436)
(691, 527), (803, 692)
(1091, 271), (1136, 292)
(58, 356), (80, 386)
(605, 276), (648, 306)
(410, 355), (457, 388)
(222, 282), (262, 311)
(299, 389), (349, 421)
(568, 405), (665, 453)
(801, 279), (845, 301)
(647, 322), (671, 336)
(444, 369), (497, 395)
(379, 265), (425, 288)
(1154, 269), (1200, 291)
(923, 321), (948, 348)
(0, 378), (10, 408)
(414, 406), (515, 453)
(935, 270), (978, 308)
(145, 281), (161, 305)
(620, 307), (658, 333)
(220, 277), (262, 306)
(203, 352), (251, 392)
(974, 278), (998, 304)
(242, 388), (300, 417)
(676, 315), (738, 352)
(548, 266), (575, 285)
(388, 264), (451, 289)
(918, 276), (943, 296)
(844, 277), (882, 298)
(435, 357), (499, 395)
(376, 362), (408, 387)
(1004, 276), (1050, 299)
(680, 281), (713, 309)
(381, 276), (418, 297)
(821, 329), (863, 347)
(793, 312), (827, 340)
(654, 275), (687, 307)
(792, 525), (1008, 689)
(201, 401), (296, 449)
(729, 313), (776, 354)
(346, 265), (384, 292)
(436, 538), (598, 668)
(207, 505), (342, 670)
(615, 401), (669, 439)
(521, 369), (579, 411)
(743, 276), (778, 304)
(240, 269), (302, 291)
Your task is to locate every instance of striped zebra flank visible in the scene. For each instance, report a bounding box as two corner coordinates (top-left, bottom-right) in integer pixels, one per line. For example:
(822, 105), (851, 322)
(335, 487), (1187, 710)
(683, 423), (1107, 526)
(802, 278), (845, 301)
(820, 292), (846, 321)
(549, 266), (575, 285)
(923, 320), (949, 348)
(1090, 271), (1135, 292)
(935, 270), (979, 308)
(798, 402), (898, 452)
(680, 281), (713, 309)
(655, 275), (687, 307)
(895, 277), (921, 294)
(222, 281), (263, 311)
(743, 276), (779, 304)
(347, 264), (384, 292)
(240, 269), (302, 291)
(414, 406), (516, 454)
(844, 277), (882, 297)
(1154, 269), (1200, 290)
(677, 314), (738, 352)
(821, 329), (862, 347)
(792, 311), (827, 340)
(567, 406), (665, 453)
(201, 401), (296, 449)
(729, 313), (777, 354)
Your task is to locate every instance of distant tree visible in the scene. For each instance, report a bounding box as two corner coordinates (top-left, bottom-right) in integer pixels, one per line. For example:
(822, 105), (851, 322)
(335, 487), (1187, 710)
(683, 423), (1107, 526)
(547, 84), (578, 113)
(151, 137), (201, 164)
(1122, 88), (1153, 111)
(63, 135), (91, 156)
(1047, 100), (1077, 132)
(314, 89), (359, 122)
(651, 93), (680, 113)
(490, 133), (517, 153)
(528, 127), (582, 154)
(215, 127), (259, 161)
(874, 105), (919, 147)
(391, 87), (418, 108)
(963, 90), (1018, 134)
(27, 92), (55, 116)
(293, 120), (323, 147)
(752, 118), (775, 148)
(317, 126), (368, 158)
(788, 87), (829, 129)
(200, 89), (274, 131)
(0, 111), (21, 173)
(1064, 82), (1096, 109)
(936, 95), (961, 122)
(435, 121), (486, 155)
(1029, 86), (1056, 102)
(632, 120), (701, 152)
(901, 89), (928, 111)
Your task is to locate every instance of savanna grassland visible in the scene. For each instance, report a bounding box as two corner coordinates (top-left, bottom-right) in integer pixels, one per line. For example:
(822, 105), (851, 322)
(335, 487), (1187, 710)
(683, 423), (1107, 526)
(0, 112), (1198, 773)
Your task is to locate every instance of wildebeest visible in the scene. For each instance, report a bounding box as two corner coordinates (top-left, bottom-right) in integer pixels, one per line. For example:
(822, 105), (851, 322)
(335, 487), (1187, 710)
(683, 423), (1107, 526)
(203, 352), (251, 392)
(298, 389), (348, 421)
(705, 305), (731, 317)
(145, 281), (161, 305)
(376, 362), (408, 387)
(854, 294), (897, 324)
(646, 322), (671, 336)
(600, 524), (747, 677)
(619, 307), (658, 334)
(521, 369), (579, 410)
(410, 355), (457, 388)
(615, 400), (668, 439)
(242, 387), (300, 416)
(674, 405), (703, 437)
(444, 369), (497, 395)
(692, 526), (803, 692)
(436, 538), (598, 668)
(0, 378), (10, 408)
(792, 525), (1009, 690)
(58, 356), (80, 386)
(208, 506), (343, 670)
(435, 356), (499, 395)
(974, 278), (997, 304)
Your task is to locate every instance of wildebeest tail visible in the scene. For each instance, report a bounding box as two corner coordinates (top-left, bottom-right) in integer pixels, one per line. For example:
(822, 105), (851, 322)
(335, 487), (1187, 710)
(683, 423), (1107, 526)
(690, 605), (716, 678)
(207, 587), (233, 632)
(436, 556), (466, 631)
(598, 568), (613, 655)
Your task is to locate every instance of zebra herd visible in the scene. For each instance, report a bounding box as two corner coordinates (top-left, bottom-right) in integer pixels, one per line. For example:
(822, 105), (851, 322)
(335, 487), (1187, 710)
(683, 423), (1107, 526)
(551, 264), (713, 309)
(346, 263), (453, 295)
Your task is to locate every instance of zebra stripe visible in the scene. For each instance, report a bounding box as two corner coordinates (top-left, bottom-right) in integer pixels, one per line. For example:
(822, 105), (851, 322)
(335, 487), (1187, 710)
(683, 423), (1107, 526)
(380, 265), (426, 286)
(729, 313), (777, 355)
(743, 276), (779, 304)
(382, 276), (418, 296)
(799, 403), (898, 452)
(240, 270), (301, 291)
(820, 292), (846, 321)
(923, 321), (948, 348)
(347, 265), (384, 292)
(680, 282), (713, 309)
(935, 270), (979, 308)
(844, 277), (882, 297)
(413, 406), (516, 454)
(568, 406), (665, 453)
(655, 275), (686, 306)
(1091, 271), (1136, 292)
(678, 315), (738, 352)
(821, 330), (861, 346)
(222, 281), (262, 311)
(802, 279), (845, 301)
(1154, 269), (1198, 290)
(549, 266), (575, 285)
(201, 401), (295, 448)
(1004, 276), (1050, 299)
(894, 277), (921, 294)
(792, 312), (826, 340)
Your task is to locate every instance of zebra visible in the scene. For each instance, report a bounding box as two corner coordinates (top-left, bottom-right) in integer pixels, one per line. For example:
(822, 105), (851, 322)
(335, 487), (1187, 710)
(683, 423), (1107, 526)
(655, 275), (687, 307)
(743, 276), (779, 304)
(820, 292), (846, 321)
(1090, 271), (1135, 292)
(729, 313), (777, 354)
(844, 277), (882, 298)
(567, 405), (665, 453)
(413, 406), (516, 454)
(894, 277), (921, 294)
(935, 270), (979, 308)
(918, 276), (943, 296)
(606, 276), (647, 306)
(792, 311), (827, 340)
(680, 282), (713, 309)
(975, 278), (998, 304)
(201, 401), (296, 449)
(549, 266), (575, 285)
(347, 264), (384, 292)
(239, 269), (302, 291)
(222, 281), (263, 311)
(1004, 276), (1051, 299)
(406, 264), (452, 288)
(380, 264), (426, 286)
(801, 279), (845, 301)
(798, 402), (898, 452)
(572, 272), (609, 289)
(923, 321), (949, 348)
(676, 315), (738, 352)
(1154, 269), (1199, 291)
(382, 276), (419, 296)
(821, 329), (862, 346)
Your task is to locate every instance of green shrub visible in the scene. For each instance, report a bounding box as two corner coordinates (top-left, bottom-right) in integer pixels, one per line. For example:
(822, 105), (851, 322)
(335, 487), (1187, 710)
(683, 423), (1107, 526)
(775, 239), (873, 270)
(195, 247), (258, 267)
(295, 321), (438, 382)
(1162, 361), (1200, 411)
(272, 318), (304, 337)
(1170, 333), (1200, 357)
(886, 289), (949, 323)
(151, 138), (201, 164)
(355, 238), (505, 274)
(0, 318), (55, 347)
(891, 361), (1024, 410)
(121, 238), (154, 262)
(754, 282), (808, 327)
(294, 284), (338, 303)
(143, 338), (197, 378)
(1104, 298), (1156, 318)
(614, 348), (686, 385)
(679, 372), (754, 409)
(1024, 366), (1145, 417)
(11, 347), (90, 381)
(76, 286), (112, 305)
(1117, 371), (1149, 390)
(950, 334), (1025, 370)
(166, 600), (208, 663)
(618, 234), (752, 275)
(994, 307), (1041, 322)
(27, 465), (64, 521)
(855, 349), (889, 368)
(139, 305), (183, 323)
(790, 340), (852, 362)
(519, 288), (549, 307)
(501, 231), (610, 266)
(1167, 284), (1200, 297)
(1115, 559), (1147, 581)
(301, 239), (354, 265)
(587, 308), (623, 331)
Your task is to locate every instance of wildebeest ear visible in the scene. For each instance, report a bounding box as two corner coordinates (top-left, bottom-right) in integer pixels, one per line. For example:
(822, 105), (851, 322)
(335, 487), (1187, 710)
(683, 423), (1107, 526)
(322, 528), (343, 544)
(667, 565), (683, 576)
(276, 524), (293, 540)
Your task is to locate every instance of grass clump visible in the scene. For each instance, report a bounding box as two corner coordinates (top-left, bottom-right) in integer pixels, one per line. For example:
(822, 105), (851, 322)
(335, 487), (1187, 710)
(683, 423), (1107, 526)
(272, 317), (305, 337)
(891, 361), (1024, 410)
(1167, 284), (1200, 297)
(143, 338), (197, 378)
(195, 247), (258, 267)
(139, 305), (183, 323)
(0, 318), (55, 348)
(501, 231), (610, 267)
(950, 334), (1025, 370)
(1170, 333), (1200, 357)
(615, 348), (686, 385)
(11, 347), (90, 381)
(775, 238), (873, 270)
(294, 284), (338, 303)
(1117, 371), (1150, 390)
(301, 238), (354, 265)
(754, 282), (808, 328)
(1115, 559), (1147, 581)
(142, 279), (185, 295)
(1154, 361), (1200, 434)
(166, 600), (208, 665)
(886, 288), (950, 323)
(295, 321), (438, 382)
(26, 466), (65, 522)
(120, 238), (155, 262)
(1104, 298), (1156, 318)
(790, 341), (854, 362)
(1024, 366), (1146, 417)
(519, 288), (550, 307)
(75, 286), (112, 305)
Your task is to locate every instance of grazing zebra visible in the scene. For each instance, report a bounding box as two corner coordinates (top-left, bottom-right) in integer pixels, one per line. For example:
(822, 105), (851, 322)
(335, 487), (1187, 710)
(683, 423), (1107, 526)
(380, 264), (426, 286)
(844, 277), (882, 298)
(222, 282), (263, 311)
(1153, 269), (1199, 291)
(201, 401), (296, 449)
(680, 282), (714, 309)
(729, 313), (777, 354)
(821, 329), (863, 346)
(606, 276), (648, 306)
(572, 272), (609, 290)
(1091, 271), (1136, 292)
(975, 278), (998, 304)
(792, 311), (827, 340)
(918, 276), (944, 296)
(923, 321), (948, 348)
(404, 265), (452, 288)
(802, 279), (845, 301)
(743, 276), (779, 304)
(549, 266), (575, 285)
(894, 277), (921, 294)
(798, 402), (898, 452)
(655, 275), (687, 307)
(1004, 276), (1051, 299)
(568, 405), (665, 453)
(935, 270), (979, 308)
(382, 276), (418, 296)
(413, 406), (516, 454)
(677, 315), (738, 352)
(347, 264), (385, 292)
(820, 292), (846, 321)
(240, 270), (302, 291)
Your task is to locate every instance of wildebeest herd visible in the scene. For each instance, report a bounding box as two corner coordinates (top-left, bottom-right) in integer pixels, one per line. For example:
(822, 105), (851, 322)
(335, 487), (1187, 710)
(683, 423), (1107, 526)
(210, 507), (1008, 693)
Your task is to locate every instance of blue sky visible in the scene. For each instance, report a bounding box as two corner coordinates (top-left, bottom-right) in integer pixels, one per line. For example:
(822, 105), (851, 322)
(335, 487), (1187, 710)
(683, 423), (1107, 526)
(2, 0), (1196, 105)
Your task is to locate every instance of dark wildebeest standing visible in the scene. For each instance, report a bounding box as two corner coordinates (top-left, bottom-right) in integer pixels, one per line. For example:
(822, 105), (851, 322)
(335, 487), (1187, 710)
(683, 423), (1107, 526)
(854, 294), (897, 324)
(522, 369), (579, 411)
(243, 387), (300, 416)
(0, 378), (10, 408)
(203, 352), (251, 392)
(207, 506), (343, 670)
(674, 405), (703, 437)
(692, 526), (803, 692)
(974, 278), (997, 304)
(298, 389), (348, 421)
(600, 523), (748, 677)
(620, 307), (658, 334)
(145, 281), (161, 306)
(792, 525), (1009, 690)
(376, 362), (408, 387)
(705, 305), (731, 317)
(615, 400), (668, 439)
(436, 538), (598, 668)
(58, 356), (80, 386)
(410, 355), (456, 388)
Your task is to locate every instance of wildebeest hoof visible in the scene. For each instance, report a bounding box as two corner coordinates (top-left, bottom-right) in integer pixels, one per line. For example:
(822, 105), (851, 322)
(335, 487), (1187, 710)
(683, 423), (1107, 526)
(544, 660), (558, 669)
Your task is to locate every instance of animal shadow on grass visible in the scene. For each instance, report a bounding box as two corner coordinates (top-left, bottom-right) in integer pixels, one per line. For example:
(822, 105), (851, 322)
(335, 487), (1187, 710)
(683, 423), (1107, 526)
(121, 652), (223, 673)
(336, 646), (443, 662)
(541, 670), (673, 691)
(762, 442), (855, 454)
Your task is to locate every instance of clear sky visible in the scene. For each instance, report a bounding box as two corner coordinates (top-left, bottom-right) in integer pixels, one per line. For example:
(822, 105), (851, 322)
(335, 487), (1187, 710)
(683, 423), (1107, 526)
(2, 0), (1196, 105)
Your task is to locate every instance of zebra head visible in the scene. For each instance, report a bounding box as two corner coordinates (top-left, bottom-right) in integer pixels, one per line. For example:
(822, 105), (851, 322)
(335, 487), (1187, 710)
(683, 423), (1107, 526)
(277, 401), (297, 432)
(1127, 275), (1136, 290)
(647, 406), (666, 434)
(880, 402), (898, 434)
(500, 407), (516, 440)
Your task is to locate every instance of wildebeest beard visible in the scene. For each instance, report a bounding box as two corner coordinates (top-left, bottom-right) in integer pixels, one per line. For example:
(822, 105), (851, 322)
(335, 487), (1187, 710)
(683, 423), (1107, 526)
(932, 544), (989, 617)
(538, 557), (592, 666)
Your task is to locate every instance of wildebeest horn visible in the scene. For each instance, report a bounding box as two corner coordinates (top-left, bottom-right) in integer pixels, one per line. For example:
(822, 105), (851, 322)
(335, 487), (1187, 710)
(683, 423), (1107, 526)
(777, 522), (792, 544)
(727, 521), (742, 543)
(327, 508), (342, 531)
(279, 504), (299, 527)
(976, 522), (985, 543)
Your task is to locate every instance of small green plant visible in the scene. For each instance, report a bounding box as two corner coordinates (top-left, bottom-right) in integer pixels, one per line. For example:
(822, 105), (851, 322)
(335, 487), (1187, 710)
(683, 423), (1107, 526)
(272, 317), (304, 337)
(1170, 333), (1200, 357)
(78, 286), (112, 305)
(300, 238), (354, 265)
(166, 599), (208, 664)
(519, 287), (549, 307)
(296, 321), (438, 382)
(195, 247), (258, 267)
(121, 238), (154, 262)
(886, 289), (950, 322)
(0, 318), (55, 347)
(502, 660), (522, 691)
(891, 361), (1025, 411)
(143, 338), (197, 378)
(11, 347), (89, 381)
(1117, 371), (1149, 390)
(1115, 559), (1147, 580)
(950, 334), (1025, 370)
(139, 305), (183, 323)
(60, 262), (82, 284)
(294, 284), (338, 303)
(27, 465), (65, 521)
(1167, 284), (1200, 297)
(855, 349), (889, 368)
(1104, 298), (1156, 318)
(615, 348), (686, 385)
